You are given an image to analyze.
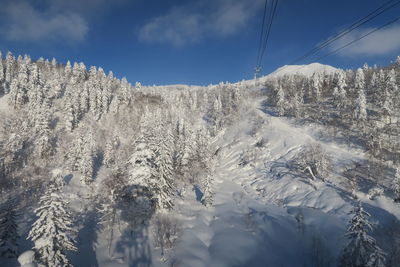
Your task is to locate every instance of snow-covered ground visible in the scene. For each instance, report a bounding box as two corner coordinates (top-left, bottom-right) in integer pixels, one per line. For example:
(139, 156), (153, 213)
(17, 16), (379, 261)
(75, 94), (399, 266)
(168, 96), (398, 267)
(2, 60), (398, 266)
(61, 94), (397, 266)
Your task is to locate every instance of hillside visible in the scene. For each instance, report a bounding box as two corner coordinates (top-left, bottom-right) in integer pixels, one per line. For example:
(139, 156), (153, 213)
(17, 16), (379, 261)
(0, 52), (399, 267)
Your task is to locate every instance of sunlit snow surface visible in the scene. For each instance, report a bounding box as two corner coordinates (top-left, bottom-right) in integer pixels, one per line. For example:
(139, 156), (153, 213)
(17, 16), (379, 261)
(265, 63), (339, 79)
(59, 92), (400, 266)
(168, 98), (399, 267)
(3, 64), (399, 267)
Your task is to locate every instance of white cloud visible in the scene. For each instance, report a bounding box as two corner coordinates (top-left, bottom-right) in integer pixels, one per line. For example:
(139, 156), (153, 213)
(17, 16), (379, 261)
(330, 23), (400, 57)
(0, 1), (89, 44)
(138, 0), (264, 46)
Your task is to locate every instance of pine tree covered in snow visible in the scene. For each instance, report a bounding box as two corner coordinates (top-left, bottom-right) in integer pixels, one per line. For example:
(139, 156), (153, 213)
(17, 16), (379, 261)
(333, 71), (347, 108)
(354, 87), (367, 122)
(154, 125), (175, 211)
(127, 111), (177, 211)
(354, 68), (365, 93)
(28, 64), (45, 111)
(128, 134), (158, 189)
(386, 69), (398, 93)
(370, 72), (378, 91)
(127, 131), (167, 212)
(340, 202), (386, 267)
(79, 132), (95, 185)
(28, 173), (77, 267)
(0, 200), (19, 258)
(171, 118), (191, 175)
(8, 59), (29, 109)
(4, 52), (15, 92)
(34, 105), (53, 159)
(381, 87), (393, 122)
(201, 173), (214, 207)
(289, 92), (302, 118)
(310, 72), (323, 101)
(64, 100), (76, 132)
(276, 85), (285, 116)
(103, 135), (120, 168)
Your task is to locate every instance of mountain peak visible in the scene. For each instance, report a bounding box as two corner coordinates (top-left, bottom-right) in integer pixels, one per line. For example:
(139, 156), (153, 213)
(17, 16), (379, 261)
(266, 62), (339, 79)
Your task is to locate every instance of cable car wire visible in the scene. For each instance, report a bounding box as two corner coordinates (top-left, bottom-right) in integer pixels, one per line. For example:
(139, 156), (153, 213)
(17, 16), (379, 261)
(290, 0), (400, 65)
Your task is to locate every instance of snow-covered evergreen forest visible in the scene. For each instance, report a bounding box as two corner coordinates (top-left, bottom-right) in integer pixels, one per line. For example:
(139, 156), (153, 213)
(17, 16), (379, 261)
(0, 51), (400, 267)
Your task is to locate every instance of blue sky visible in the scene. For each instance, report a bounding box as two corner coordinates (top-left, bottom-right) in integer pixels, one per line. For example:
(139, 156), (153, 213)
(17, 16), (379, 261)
(0, 0), (399, 85)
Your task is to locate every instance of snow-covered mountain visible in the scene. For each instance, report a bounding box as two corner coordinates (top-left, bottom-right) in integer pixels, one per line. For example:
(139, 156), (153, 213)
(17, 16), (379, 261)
(265, 62), (339, 79)
(0, 52), (399, 267)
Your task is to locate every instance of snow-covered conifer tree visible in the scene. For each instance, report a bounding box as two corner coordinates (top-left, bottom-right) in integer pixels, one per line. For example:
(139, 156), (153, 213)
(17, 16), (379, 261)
(8, 59), (29, 108)
(63, 61), (72, 85)
(121, 77), (131, 105)
(28, 173), (77, 267)
(135, 81), (142, 91)
(377, 70), (386, 91)
(79, 132), (95, 185)
(4, 52), (15, 92)
(110, 94), (121, 115)
(333, 71), (347, 108)
(337, 72), (347, 108)
(51, 58), (57, 70)
(276, 85), (285, 116)
(103, 141), (114, 169)
(95, 68), (106, 119)
(28, 64), (45, 111)
(34, 107), (53, 159)
(154, 125), (175, 211)
(354, 68), (365, 91)
(127, 111), (173, 210)
(291, 92), (303, 118)
(102, 72), (113, 113)
(340, 202), (386, 267)
(369, 72), (379, 100)
(201, 173), (214, 207)
(386, 69), (398, 93)
(80, 81), (90, 114)
(381, 87), (393, 123)
(311, 72), (322, 101)
(171, 118), (191, 175)
(0, 200), (19, 258)
(103, 135), (120, 168)
(354, 88), (367, 121)
(67, 134), (84, 171)
(64, 100), (75, 132)
(128, 135), (158, 187)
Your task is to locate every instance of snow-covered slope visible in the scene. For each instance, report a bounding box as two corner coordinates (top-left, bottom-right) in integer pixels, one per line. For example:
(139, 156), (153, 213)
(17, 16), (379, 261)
(167, 97), (400, 267)
(1, 53), (399, 266)
(265, 62), (339, 79)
